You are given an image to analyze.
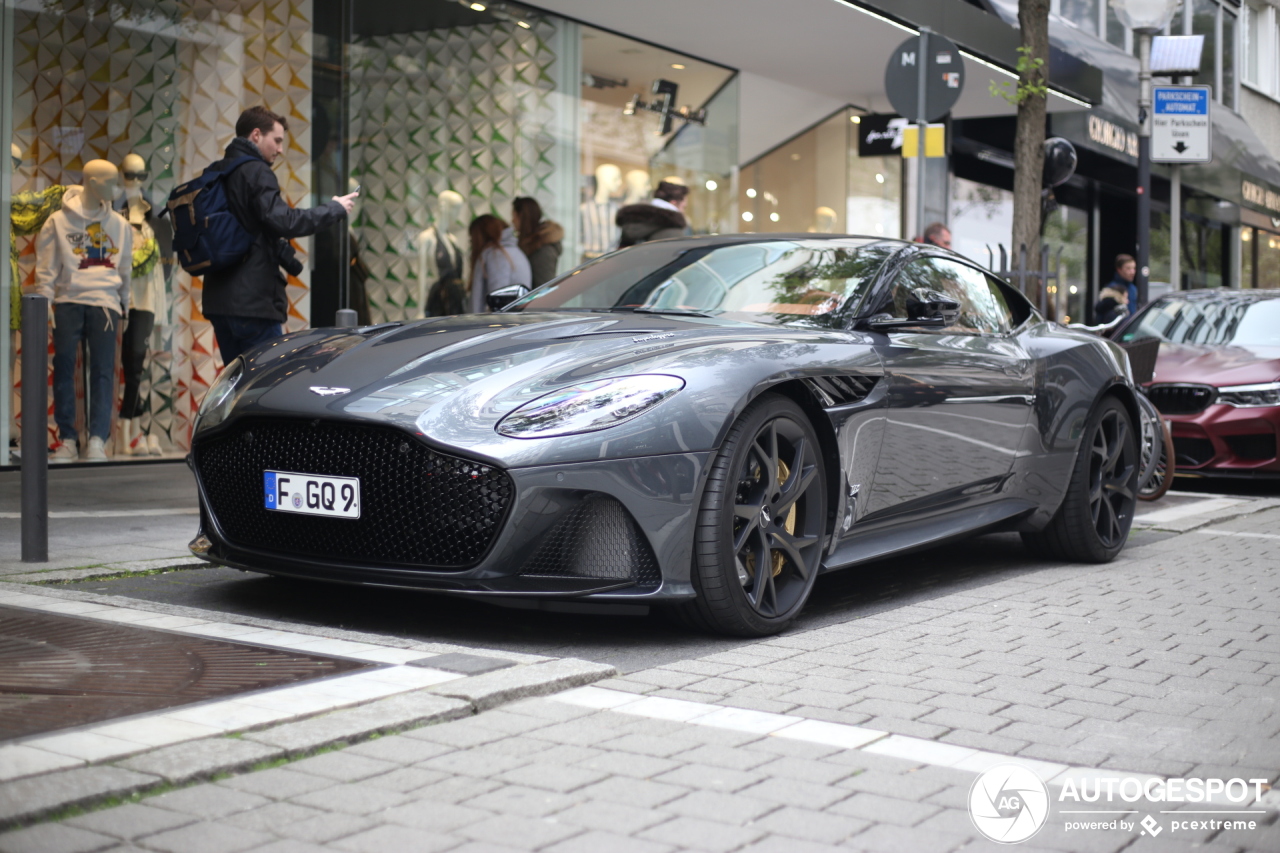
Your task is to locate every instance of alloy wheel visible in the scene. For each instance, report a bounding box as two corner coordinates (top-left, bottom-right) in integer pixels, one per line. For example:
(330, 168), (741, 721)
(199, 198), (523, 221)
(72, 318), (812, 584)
(731, 416), (824, 618)
(1088, 407), (1137, 548)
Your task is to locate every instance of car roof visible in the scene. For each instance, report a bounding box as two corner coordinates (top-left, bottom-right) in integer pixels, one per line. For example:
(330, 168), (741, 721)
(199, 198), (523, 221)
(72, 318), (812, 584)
(1155, 288), (1280, 305)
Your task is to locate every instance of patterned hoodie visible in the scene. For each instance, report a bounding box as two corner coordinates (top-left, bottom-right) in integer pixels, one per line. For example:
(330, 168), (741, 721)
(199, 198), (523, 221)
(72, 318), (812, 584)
(34, 185), (131, 314)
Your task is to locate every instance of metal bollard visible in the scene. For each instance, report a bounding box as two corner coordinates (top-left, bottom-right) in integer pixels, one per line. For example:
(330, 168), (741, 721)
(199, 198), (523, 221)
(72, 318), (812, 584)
(334, 308), (358, 328)
(21, 294), (49, 562)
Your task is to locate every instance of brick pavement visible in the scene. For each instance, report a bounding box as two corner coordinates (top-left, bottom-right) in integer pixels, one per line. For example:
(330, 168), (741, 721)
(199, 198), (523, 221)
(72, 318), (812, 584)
(1, 509), (1277, 852)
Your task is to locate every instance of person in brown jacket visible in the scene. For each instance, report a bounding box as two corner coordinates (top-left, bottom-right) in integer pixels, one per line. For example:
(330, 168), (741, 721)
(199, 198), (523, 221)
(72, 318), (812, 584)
(512, 197), (563, 288)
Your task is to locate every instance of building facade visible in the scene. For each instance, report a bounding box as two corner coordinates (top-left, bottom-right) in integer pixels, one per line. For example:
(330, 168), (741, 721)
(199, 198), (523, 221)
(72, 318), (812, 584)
(3, 0), (1279, 464)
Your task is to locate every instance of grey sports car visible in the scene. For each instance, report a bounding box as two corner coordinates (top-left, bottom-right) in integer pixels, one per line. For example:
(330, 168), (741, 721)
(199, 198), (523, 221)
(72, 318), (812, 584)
(189, 236), (1139, 636)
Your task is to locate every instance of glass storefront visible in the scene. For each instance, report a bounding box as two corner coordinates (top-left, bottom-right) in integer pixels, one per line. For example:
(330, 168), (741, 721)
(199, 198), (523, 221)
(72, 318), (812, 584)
(736, 109), (901, 239)
(1242, 226), (1280, 288)
(2, 0), (738, 461)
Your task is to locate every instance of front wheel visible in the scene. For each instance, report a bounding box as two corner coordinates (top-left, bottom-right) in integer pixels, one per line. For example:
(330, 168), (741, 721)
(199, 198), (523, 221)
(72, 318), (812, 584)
(1022, 396), (1138, 562)
(672, 394), (828, 637)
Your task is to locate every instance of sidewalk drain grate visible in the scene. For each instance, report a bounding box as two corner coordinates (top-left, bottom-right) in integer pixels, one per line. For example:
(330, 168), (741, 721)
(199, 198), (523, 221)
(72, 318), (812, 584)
(0, 605), (371, 740)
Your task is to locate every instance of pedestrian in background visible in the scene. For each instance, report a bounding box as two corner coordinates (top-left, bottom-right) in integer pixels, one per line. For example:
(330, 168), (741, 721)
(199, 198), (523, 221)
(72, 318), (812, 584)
(920, 222), (952, 249)
(616, 180), (688, 247)
(1108, 253), (1139, 316)
(512, 197), (563, 288)
(1094, 282), (1129, 324)
(203, 106), (357, 363)
(468, 213), (531, 313)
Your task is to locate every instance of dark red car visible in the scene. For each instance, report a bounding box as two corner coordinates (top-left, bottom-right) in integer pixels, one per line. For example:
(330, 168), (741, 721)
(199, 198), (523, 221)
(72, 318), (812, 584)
(1116, 289), (1280, 477)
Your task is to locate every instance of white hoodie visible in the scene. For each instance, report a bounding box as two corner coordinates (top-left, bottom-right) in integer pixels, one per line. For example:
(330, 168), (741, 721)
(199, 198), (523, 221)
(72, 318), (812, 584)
(34, 185), (131, 314)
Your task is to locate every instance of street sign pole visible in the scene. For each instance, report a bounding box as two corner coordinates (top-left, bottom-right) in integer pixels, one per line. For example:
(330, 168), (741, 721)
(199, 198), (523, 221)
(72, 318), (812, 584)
(915, 28), (929, 240)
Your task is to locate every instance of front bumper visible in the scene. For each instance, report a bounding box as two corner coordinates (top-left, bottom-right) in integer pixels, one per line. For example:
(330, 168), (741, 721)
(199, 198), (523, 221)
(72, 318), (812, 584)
(191, 420), (709, 601)
(1167, 403), (1280, 476)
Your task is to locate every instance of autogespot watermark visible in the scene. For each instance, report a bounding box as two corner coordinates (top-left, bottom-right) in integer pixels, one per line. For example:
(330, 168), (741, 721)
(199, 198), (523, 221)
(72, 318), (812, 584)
(969, 767), (1269, 844)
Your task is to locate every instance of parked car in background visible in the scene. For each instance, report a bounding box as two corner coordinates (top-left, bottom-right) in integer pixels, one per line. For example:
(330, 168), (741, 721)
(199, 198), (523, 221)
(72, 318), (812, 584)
(1115, 289), (1280, 477)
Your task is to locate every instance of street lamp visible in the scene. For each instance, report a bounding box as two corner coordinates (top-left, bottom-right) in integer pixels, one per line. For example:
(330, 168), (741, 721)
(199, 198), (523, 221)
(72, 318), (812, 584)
(1110, 0), (1181, 308)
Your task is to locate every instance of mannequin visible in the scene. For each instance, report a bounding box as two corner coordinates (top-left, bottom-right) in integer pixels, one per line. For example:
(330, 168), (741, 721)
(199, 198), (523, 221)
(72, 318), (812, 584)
(623, 169), (651, 205)
(580, 163), (622, 260)
(36, 159), (131, 462)
(810, 206), (838, 234)
(114, 153), (165, 455)
(416, 190), (465, 318)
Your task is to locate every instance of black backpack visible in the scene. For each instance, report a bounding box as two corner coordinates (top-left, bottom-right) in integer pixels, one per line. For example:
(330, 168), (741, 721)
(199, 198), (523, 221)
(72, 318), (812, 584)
(166, 156), (258, 275)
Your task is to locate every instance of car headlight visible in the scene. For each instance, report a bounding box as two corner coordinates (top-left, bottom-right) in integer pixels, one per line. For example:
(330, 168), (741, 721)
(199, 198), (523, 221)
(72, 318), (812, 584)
(1216, 381), (1280, 408)
(497, 375), (685, 438)
(195, 357), (245, 432)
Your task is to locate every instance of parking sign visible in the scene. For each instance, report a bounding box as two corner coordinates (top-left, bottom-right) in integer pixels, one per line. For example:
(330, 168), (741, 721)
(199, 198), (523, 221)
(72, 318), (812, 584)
(1152, 85), (1211, 163)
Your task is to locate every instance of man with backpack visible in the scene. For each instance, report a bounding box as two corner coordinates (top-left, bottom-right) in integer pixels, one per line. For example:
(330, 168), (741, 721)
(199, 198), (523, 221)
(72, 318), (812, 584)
(198, 106), (357, 362)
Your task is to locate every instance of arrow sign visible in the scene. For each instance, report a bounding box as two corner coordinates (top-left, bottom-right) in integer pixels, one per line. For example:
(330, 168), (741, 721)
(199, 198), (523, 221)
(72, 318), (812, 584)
(1152, 85), (1211, 163)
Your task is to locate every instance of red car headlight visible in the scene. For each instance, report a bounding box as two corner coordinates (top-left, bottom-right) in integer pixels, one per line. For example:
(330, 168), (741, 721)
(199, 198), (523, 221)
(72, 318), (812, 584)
(1216, 381), (1280, 408)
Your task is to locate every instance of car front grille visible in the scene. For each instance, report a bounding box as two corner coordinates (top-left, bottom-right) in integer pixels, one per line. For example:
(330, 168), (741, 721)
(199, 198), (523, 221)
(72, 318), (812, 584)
(194, 418), (513, 569)
(1148, 384), (1217, 415)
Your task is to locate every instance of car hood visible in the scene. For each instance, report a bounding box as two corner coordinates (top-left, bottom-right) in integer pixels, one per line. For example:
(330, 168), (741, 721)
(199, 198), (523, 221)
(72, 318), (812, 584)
(220, 312), (862, 463)
(1153, 342), (1280, 387)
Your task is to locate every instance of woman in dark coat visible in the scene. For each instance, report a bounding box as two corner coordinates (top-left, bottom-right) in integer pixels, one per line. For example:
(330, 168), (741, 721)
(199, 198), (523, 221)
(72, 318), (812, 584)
(512, 197), (563, 288)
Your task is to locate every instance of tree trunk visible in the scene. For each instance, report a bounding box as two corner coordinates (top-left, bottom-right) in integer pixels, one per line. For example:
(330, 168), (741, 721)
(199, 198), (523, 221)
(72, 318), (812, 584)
(1013, 0), (1050, 305)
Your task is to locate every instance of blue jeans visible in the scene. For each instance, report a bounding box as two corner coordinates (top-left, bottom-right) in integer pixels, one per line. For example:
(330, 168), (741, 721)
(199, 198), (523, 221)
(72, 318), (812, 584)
(52, 302), (120, 443)
(207, 315), (283, 364)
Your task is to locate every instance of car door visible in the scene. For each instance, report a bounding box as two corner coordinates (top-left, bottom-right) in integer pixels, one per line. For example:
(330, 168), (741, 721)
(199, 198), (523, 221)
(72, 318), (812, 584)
(862, 256), (1036, 520)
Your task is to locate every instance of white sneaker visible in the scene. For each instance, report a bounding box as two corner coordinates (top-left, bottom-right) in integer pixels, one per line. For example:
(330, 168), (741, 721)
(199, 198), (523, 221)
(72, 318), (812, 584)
(146, 433), (163, 456)
(49, 439), (77, 463)
(84, 436), (108, 462)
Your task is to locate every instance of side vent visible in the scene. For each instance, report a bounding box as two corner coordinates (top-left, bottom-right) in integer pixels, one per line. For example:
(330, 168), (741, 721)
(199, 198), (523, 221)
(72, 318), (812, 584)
(803, 375), (876, 407)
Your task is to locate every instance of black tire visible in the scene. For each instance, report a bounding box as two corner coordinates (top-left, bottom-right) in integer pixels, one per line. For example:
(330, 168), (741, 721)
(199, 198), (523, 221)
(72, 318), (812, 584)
(1022, 396), (1139, 562)
(1138, 417), (1175, 501)
(671, 394), (828, 637)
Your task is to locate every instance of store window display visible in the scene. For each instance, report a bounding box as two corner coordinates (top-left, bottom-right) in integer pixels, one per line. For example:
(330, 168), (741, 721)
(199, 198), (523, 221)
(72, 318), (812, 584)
(580, 164), (622, 261)
(417, 191), (467, 318)
(114, 153), (168, 456)
(739, 109), (901, 239)
(35, 160), (132, 463)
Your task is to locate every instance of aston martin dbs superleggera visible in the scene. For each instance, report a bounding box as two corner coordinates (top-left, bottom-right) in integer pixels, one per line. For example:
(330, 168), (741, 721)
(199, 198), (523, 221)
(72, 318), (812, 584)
(189, 236), (1140, 636)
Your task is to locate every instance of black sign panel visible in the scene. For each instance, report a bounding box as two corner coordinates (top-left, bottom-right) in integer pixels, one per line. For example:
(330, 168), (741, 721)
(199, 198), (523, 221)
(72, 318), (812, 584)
(884, 33), (965, 123)
(858, 115), (905, 157)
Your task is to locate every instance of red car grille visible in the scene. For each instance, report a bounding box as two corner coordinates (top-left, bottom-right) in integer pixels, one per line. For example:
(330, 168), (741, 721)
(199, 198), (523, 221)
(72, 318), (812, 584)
(1148, 384), (1217, 415)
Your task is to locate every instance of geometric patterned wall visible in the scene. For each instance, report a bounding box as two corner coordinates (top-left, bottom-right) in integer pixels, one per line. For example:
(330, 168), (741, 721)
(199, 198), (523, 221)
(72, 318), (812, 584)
(350, 19), (562, 322)
(9, 0), (313, 453)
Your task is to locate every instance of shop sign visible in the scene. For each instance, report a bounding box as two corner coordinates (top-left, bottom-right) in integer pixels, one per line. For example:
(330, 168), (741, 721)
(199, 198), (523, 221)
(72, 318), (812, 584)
(1151, 85), (1211, 163)
(1088, 115), (1138, 159)
(1242, 179), (1280, 215)
(858, 115), (907, 157)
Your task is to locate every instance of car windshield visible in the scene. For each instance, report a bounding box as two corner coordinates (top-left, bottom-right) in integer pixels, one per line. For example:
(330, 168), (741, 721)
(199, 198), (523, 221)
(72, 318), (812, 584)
(1123, 297), (1280, 347)
(506, 239), (895, 324)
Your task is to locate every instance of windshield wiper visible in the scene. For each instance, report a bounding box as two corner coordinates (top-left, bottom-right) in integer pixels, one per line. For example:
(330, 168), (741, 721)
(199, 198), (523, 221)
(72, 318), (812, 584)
(617, 306), (718, 317)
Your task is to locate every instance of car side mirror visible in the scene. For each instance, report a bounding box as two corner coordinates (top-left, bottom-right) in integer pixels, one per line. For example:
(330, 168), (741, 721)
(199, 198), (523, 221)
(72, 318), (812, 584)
(863, 290), (959, 331)
(487, 284), (529, 312)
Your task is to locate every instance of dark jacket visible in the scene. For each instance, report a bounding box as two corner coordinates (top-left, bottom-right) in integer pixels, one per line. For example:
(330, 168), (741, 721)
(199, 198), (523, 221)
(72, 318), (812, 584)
(616, 203), (687, 248)
(202, 137), (345, 323)
(519, 220), (564, 287)
(1094, 285), (1129, 324)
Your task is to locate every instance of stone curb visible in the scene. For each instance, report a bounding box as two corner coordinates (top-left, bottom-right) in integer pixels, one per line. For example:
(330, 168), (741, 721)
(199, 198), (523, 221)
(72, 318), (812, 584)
(0, 561), (210, 585)
(1135, 497), (1280, 532)
(0, 661), (618, 829)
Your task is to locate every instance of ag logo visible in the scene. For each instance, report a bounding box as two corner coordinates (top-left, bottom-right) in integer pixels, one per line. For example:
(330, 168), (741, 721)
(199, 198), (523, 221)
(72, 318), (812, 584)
(969, 764), (1050, 844)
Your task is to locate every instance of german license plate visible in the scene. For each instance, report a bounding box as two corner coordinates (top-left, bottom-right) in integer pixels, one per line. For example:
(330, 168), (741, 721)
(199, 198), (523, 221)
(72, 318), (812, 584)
(264, 470), (360, 519)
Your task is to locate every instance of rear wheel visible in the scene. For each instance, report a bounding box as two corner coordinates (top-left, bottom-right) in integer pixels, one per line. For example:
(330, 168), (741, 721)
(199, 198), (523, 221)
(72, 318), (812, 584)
(1138, 416), (1175, 501)
(1022, 396), (1138, 562)
(671, 394), (828, 637)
